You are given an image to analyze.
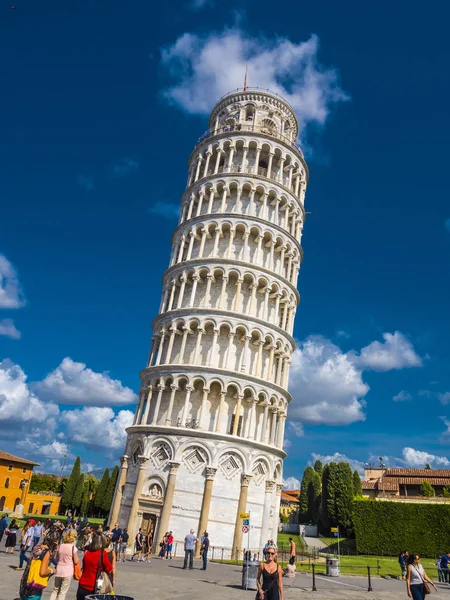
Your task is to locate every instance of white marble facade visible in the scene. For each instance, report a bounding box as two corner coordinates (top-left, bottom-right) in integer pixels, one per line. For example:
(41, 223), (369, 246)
(110, 88), (308, 554)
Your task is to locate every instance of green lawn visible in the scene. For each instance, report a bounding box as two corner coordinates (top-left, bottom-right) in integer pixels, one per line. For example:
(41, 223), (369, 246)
(277, 532), (305, 553)
(298, 555), (437, 578)
(15, 514), (105, 527)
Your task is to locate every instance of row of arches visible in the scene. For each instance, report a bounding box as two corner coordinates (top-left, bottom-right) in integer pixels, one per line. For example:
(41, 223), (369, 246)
(160, 267), (297, 336)
(133, 377), (288, 449)
(179, 179), (303, 240)
(169, 221), (301, 287)
(187, 138), (306, 201)
(146, 317), (293, 389)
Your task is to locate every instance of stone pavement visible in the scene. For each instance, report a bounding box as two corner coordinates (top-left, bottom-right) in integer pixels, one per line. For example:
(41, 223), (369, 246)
(1, 548), (438, 600)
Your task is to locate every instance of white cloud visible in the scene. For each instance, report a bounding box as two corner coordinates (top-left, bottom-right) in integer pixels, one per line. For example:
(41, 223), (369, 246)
(35, 357), (137, 406)
(161, 29), (348, 136)
(0, 255), (25, 309)
(0, 318), (21, 339)
(61, 407), (134, 453)
(287, 421), (304, 437)
(0, 359), (59, 423)
(438, 392), (450, 405)
(353, 331), (422, 372)
(311, 452), (365, 475)
(401, 447), (450, 467)
(283, 476), (300, 490)
(288, 336), (368, 426)
(392, 390), (412, 402)
(147, 201), (180, 220)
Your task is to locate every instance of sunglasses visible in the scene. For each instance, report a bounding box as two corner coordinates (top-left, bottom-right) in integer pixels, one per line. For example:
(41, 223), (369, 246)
(267, 552), (275, 555)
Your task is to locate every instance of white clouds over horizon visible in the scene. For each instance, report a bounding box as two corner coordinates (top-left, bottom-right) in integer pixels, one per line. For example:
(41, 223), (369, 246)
(35, 357), (137, 406)
(161, 29), (348, 137)
(288, 332), (422, 430)
(283, 476), (300, 490)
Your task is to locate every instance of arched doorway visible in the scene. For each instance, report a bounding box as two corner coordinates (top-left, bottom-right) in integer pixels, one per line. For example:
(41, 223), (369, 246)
(0, 496), (5, 511)
(14, 498), (20, 510)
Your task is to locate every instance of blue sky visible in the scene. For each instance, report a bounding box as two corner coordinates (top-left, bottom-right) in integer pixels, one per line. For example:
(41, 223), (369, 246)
(1, 0), (450, 483)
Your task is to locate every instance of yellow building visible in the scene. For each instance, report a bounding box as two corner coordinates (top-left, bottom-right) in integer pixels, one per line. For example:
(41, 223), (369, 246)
(0, 451), (60, 515)
(280, 489), (300, 518)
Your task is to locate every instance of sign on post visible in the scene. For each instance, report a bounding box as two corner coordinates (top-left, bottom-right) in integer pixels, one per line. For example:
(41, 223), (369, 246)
(243, 519), (250, 526)
(240, 512), (250, 519)
(242, 525), (249, 533)
(330, 527), (338, 533)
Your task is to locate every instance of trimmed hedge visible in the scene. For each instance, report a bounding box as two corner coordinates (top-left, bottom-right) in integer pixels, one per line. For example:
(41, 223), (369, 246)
(353, 499), (450, 557)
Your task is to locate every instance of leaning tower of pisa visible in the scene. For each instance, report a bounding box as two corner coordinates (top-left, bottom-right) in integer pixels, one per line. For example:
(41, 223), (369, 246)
(110, 88), (308, 555)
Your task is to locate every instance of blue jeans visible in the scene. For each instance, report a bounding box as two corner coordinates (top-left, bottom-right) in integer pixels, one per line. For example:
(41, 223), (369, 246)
(202, 550), (207, 570)
(19, 546), (29, 568)
(183, 549), (194, 569)
(410, 584), (425, 600)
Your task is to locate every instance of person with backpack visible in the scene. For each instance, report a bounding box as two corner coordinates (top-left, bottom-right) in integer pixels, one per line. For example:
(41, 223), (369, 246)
(18, 526), (60, 600)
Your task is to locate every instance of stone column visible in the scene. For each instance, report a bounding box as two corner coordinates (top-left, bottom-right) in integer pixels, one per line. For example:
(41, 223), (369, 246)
(195, 467), (217, 557)
(151, 385), (164, 425)
(259, 480), (275, 550)
(231, 394), (243, 436)
(232, 474), (252, 559)
(126, 456), (149, 538)
(165, 385), (178, 426)
(272, 484), (284, 539)
(109, 455), (129, 527)
(214, 391), (226, 433)
(156, 461), (180, 545)
(142, 385), (153, 424)
(198, 387), (209, 429)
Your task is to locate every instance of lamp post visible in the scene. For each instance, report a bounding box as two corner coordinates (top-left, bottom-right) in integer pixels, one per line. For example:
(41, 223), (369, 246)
(379, 457), (386, 498)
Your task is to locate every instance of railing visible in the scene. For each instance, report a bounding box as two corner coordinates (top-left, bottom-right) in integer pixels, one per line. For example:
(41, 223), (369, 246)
(196, 123), (303, 155)
(215, 87), (297, 114)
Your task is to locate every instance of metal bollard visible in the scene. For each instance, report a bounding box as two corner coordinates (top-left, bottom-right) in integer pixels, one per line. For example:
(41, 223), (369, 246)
(367, 566), (373, 592)
(312, 563), (317, 591)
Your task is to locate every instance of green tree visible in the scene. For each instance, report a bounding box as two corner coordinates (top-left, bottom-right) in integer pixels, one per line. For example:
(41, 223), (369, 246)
(80, 481), (90, 516)
(352, 470), (363, 497)
(300, 466), (320, 522)
(72, 473), (85, 513)
(62, 456), (81, 511)
(420, 480), (435, 497)
(102, 465), (119, 515)
(94, 469), (110, 516)
(334, 462), (354, 534)
(319, 462), (338, 530)
(442, 486), (450, 498)
(313, 460), (323, 478)
(425, 463), (432, 470)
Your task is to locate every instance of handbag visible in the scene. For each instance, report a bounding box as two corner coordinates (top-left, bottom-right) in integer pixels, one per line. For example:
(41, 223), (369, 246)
(413, 565), (431, 595)
(95, 551), (113, 594)
(72, 546), (81, 581)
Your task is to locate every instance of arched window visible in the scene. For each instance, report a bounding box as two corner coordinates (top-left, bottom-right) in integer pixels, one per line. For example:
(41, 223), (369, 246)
(0, 496), (5, 511)
(4, 477), (9, 488)
(14, 498), (20, 510)
(245, 104), (255, 121)
(261, 119), (277, 136)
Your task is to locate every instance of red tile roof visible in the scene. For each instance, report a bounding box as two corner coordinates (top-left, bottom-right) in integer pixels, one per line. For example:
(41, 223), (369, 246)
(281, 491), (300, 503)
(0, 450), (40, 466)
(385, 468), (450, 478)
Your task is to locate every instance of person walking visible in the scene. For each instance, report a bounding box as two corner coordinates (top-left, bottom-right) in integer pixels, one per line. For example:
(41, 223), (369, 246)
(16, 520), (36, 571)
(18, 526), (60, 600)
(165, 531), (173, 559)
(399, 551), (407, 580)
(183, 529), (197, 570)
(406, 553), (437, 599)
(76, 531), (113, 600)
(256, 545), (284, 600)
(200, 532), (209, 570)
(33, 522), (44, 548)
(288, 538), (296, 566)
(145, 530), (153, 562)
(49, 529), (79, 600)
(441, 551), (450, 583)
(5, 519), (19, 554)
(119, 528), (129, 562)
(436, 556), (445, 583)
(133, 528), (144, 562)
(111, 523), (122, 558)
(158, 533), (168, 559)
(0, 513), (9, 543)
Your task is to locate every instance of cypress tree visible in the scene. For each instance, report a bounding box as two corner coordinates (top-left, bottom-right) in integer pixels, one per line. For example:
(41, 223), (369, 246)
(299, 466), (314, 521)
(62, 456), (81, 510)
(308, 469), (322, 524)
(353, 470), (363, 497)
(313, 459), (323, 478)
(80, 482), (90, 516)
(72, 473), (85, 512)
(102, 465), (119, 514)
(335, 462), (354, 534)
(94, 469), (110, 516)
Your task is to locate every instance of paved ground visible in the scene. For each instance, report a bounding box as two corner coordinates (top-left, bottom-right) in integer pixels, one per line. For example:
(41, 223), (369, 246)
(1, 537), (448, 600)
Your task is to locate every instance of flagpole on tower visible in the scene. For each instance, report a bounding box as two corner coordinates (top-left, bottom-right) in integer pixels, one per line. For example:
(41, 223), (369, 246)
(244, 65), (248, 91)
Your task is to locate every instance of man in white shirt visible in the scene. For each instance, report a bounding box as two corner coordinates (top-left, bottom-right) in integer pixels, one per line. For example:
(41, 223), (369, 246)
(183, 529), (197, 570)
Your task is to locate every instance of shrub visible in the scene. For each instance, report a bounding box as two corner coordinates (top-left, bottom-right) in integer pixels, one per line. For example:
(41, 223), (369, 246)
(353, 499), (450, 556)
